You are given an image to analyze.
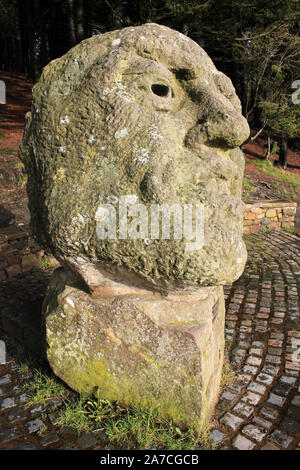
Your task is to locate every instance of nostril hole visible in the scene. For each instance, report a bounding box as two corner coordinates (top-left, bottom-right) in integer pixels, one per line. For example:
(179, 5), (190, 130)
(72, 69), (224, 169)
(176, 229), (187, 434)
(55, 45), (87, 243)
(151, 84), (170, 97)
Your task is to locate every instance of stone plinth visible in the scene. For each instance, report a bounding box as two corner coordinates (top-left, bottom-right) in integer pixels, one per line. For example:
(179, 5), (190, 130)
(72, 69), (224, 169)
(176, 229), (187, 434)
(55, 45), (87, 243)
(43, 268), (225, 431)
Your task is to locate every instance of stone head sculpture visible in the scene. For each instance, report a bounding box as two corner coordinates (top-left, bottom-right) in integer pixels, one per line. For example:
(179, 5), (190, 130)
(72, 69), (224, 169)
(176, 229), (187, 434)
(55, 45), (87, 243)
(20, 23), (250, 294)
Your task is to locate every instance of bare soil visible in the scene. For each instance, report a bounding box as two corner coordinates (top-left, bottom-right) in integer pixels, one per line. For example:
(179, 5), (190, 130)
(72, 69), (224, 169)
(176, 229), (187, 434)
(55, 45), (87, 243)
(242, 136), (300, 206)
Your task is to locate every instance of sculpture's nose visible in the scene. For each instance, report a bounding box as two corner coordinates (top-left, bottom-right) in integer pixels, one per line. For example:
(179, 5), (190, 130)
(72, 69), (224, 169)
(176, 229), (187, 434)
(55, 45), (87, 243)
(185, 81), (250, 150)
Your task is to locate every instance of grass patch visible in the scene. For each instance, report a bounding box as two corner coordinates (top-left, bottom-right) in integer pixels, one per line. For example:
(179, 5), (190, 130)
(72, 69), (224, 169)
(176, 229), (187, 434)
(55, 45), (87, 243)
(271, 181), (296, 200)
(0, 147), (18, 155)
(55, 396), (99, 434)
(225, 338), (232, 351)
(282, 226), (300, 236)
(104, 405), (197, 450)
(242, 176), (256, 201)
(17, 361), (32, 375)
(55, 396), (203, 450)
(220, 356), (235, 387)
(24, 369), (69, 408)
(243, 176), (256, 192)
(21, 365), (214, 449)
(255, 160), (300, 190)
(38, 256), (55, 269)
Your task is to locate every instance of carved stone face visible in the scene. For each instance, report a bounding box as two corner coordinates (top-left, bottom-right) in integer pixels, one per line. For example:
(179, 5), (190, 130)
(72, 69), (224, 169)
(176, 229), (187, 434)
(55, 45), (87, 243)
(20, 23), (250, 294)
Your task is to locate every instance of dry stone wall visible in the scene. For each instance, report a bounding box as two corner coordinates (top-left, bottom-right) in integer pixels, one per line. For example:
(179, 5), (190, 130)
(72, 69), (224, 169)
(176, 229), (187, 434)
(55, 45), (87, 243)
(243, 201), (297, 234)
(0, 224), (58, 281)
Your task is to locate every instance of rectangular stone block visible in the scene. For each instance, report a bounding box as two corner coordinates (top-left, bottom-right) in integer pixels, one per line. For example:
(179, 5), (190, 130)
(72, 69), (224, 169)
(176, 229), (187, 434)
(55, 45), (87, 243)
(233, 434), (255, 450)
(43, 268), (226, 431)
(283, 207), (296, 216)
(4, 264), (21, 278)
(244, 212), (256, 220)
(21, 254), (40, 269)
(266, 209), (277, 218)
(0, 243), (10, 252)
(282, 222), (294, 230)
(243, 225), (260, 234)
(6, 254), (21, 265)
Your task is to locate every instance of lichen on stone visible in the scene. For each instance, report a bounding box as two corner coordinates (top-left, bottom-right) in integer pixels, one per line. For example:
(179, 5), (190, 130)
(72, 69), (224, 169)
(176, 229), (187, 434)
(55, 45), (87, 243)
(20, 23), (249, 293)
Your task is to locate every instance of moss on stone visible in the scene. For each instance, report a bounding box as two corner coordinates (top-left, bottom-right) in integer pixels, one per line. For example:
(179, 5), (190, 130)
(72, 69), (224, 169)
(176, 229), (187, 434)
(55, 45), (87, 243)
(20, 23), (249, 292)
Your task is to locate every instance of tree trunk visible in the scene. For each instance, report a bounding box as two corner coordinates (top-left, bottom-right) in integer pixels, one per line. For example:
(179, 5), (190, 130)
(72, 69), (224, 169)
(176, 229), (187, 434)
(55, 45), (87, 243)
(74, 0), (86, 43)
(67, 0), (77, 47)
(279, 132), (288, 168)
(265, 133), (271, 159)
(18, 0), (29, 73)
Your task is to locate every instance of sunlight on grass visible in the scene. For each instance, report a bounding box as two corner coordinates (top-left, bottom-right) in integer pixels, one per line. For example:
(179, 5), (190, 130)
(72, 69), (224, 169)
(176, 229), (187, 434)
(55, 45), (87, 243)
(18, 365), (218, 449)
(243, 176), (256, 192)
(54, 396), (214, 450)
(255, 160), (300, 189)
(220, 355), (236, 386)
(24, 369), (68, 407)
(104, 405), (197, 450)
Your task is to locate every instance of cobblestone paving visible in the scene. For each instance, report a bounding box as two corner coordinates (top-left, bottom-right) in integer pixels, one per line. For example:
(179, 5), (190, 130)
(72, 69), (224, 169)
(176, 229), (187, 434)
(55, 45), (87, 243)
(213, 230), (300, 450)
(0, 231), (299, 450)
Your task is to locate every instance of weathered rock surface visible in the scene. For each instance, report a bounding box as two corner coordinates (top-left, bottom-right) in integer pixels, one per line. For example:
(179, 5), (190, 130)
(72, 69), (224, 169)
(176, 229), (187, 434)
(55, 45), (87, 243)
(20, 24), (249, 430)
(43, 268), (225, 430)
(20, 23), (250, 293)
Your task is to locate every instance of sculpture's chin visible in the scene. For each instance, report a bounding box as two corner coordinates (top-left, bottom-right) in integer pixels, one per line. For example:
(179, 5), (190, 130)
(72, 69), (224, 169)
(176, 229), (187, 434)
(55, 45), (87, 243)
(59, 221), (247, 296)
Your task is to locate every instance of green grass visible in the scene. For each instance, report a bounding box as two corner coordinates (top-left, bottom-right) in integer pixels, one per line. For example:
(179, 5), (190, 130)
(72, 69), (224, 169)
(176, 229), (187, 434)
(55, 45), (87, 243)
(38, 256), (55, 269)
(271, 180), (296, 200)
(24, 369), (69, 407)
(220, 356), (235, 386)
(0, 147), (17, 155)
(225, 338), (232, 351)
(243, 176), (256, 192)
(242, 176), (256, 201)
(282, 226), (300, 236)
(17, 362), (32, 375)
(54, 396), (98, 434)
(55, 397), (203, 450)
(104, 405), (199, 450)
(21, 366), (215, 450)
(255, 160), (300, 190)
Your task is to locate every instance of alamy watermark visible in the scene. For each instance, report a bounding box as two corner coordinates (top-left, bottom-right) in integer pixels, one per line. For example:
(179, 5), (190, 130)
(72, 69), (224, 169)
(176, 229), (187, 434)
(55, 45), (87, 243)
(291, 80), (300, 105)
(0, 80), (5, 104)
(0, 340), (6, 364)
(95, 195), (205, 251)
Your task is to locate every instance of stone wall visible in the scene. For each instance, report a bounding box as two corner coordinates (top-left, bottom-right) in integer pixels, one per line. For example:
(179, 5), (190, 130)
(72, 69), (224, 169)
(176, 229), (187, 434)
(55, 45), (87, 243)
(0, 224), (58, 281)
(243, 200), (297, 234)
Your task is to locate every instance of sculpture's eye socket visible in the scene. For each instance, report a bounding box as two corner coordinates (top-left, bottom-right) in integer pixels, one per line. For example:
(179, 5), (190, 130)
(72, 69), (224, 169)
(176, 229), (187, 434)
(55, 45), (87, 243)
(151, 84), (170, 97)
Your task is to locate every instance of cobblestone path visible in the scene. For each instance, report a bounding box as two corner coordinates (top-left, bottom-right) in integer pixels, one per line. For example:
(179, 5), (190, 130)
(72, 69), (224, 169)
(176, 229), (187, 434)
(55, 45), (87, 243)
(0, 231), (299, 450)
(214, 230), (300, 450)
